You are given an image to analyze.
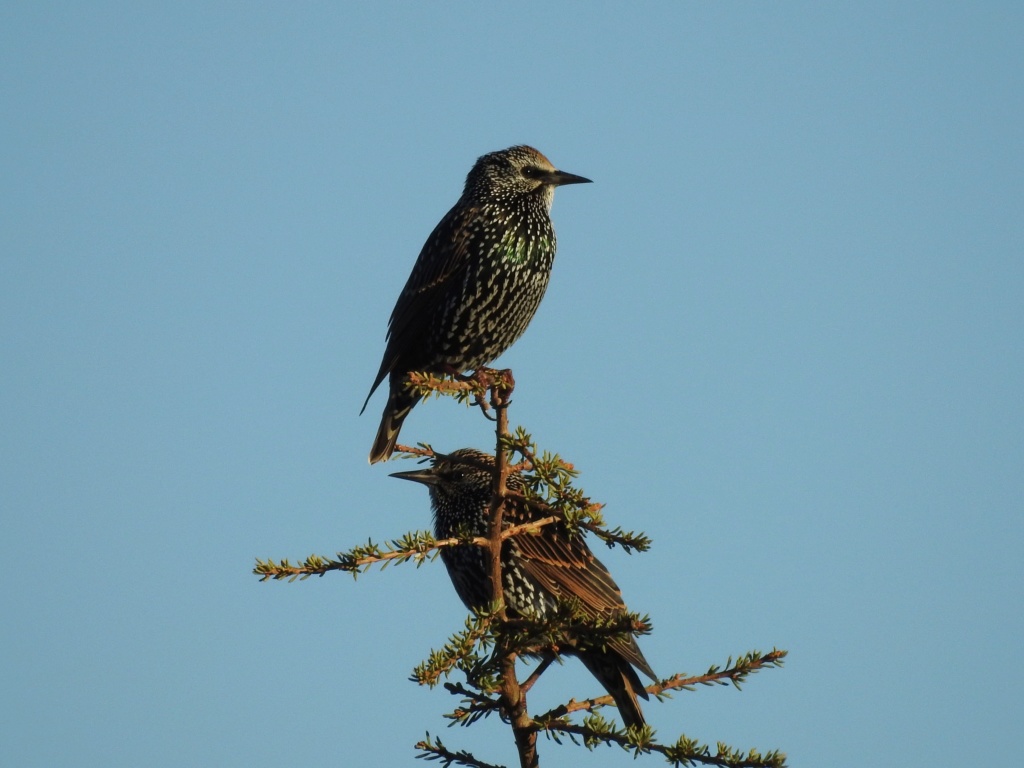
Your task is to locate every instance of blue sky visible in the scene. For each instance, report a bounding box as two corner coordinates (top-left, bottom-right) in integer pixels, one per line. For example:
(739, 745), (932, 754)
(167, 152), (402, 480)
(2, 3), (1021, 766)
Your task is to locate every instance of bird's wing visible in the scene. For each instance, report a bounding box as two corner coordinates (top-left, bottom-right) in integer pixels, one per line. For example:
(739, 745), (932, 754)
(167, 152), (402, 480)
(386, 203), (481, 341)
(514, 525), (626, 617)
(513, 520), (656, 680)
(364, 204), (483, 409)
(363, 203), (482, 404)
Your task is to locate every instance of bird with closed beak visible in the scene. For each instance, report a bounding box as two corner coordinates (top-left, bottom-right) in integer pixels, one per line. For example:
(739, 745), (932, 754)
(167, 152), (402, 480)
(391, 449), (655, 728)
(362, 146), (591, 463)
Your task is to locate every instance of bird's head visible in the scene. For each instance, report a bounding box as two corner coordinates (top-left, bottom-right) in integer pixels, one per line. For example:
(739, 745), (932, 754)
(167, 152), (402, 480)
(390, 448), (496, 504)
(463, 145), (591, 206)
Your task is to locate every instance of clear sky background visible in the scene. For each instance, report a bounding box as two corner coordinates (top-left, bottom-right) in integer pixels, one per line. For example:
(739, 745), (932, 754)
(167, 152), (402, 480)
(2, 3), (1022, 766)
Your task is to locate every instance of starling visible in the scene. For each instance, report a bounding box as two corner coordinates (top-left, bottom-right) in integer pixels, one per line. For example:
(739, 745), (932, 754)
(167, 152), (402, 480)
(362, 146), (591, 464)
(391, 449), (656, 729)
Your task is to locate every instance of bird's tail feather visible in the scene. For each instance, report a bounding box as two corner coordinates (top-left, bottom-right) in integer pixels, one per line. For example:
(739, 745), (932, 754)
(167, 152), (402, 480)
(368, 388), (422, 464)
(578, 650), (650, 730)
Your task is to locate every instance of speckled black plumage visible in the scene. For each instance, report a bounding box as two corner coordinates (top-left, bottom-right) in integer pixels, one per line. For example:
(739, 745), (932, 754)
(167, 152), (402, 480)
(362, 146), (591, 463)
(391, 449), (655, 729)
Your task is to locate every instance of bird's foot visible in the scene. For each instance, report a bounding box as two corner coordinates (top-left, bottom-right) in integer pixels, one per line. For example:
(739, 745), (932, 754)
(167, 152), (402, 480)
(468, 367), (514, 390)
(467, 368), (515, 418)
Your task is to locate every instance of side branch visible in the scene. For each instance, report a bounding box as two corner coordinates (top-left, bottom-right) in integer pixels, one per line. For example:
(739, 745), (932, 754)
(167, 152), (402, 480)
(651, 648), (788, 695)
(416, 733), (508, 768)
(537, 718), (786, 768)
(253, 531), (441, 581)
(405, 369), (515, 414)
(540, 649), (788, 722)
(253, 519), (563, 582)
(405, 370), (489, 398)
(412, 612), (497, 688)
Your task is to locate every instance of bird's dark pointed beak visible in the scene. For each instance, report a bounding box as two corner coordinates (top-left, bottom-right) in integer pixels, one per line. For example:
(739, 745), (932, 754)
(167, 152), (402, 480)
(549, 170), (592, 186)
(389, 468), (439, 486)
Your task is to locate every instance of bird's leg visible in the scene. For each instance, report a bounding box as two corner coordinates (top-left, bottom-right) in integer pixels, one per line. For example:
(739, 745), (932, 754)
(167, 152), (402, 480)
(486, 368), (515, 401)
(467, 367), (499, 421)
(470, 367), (516, 418)
(470, 367), (496, 386)
(489, 369), (515, 421)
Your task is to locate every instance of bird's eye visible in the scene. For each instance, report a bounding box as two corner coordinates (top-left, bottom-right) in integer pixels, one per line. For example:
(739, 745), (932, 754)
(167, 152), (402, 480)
(521, 166), (542, 179)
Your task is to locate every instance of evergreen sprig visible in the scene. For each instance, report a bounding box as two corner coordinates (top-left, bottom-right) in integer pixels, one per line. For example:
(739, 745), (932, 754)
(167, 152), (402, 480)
(442, 682), (502, 727)
(535, 649), (787, 725)
(536, 717), (786, 768)
(412, 610), (497, 688)
(494, 599), (652, 660)
(503, 428), (654, 554)
(416, 733), (508, 768)
(653, 649), (789, 697)
(253, 530), (442, 581)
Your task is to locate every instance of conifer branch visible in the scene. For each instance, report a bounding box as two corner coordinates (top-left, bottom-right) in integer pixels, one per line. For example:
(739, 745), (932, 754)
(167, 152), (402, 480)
(495, 603), (652, 659)
(411, 612), (496, 688)
(253, 530), (443, 580)
(536, 715), (786, 768)
(405, 371), (489, 403)
(518, 656), (556, 694)
(395, 442), (438, 460)
(442, 682), (503, 726)
(253, 517), (567, 582)
(537, 649), (788, 723)
(416, 733), (507, 768)
(652, 649), (789, 696)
